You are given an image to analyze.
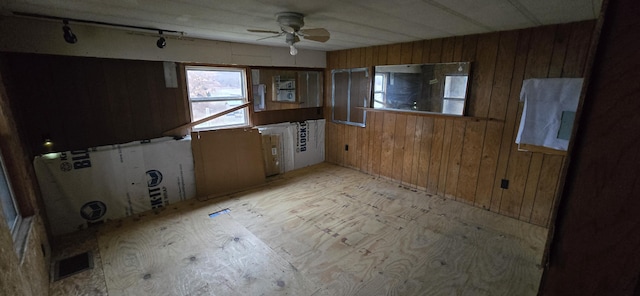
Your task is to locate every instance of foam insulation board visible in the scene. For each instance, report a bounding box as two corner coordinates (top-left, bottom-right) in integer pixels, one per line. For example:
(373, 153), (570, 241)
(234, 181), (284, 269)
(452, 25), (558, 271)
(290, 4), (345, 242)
(34, 137), (196, 235)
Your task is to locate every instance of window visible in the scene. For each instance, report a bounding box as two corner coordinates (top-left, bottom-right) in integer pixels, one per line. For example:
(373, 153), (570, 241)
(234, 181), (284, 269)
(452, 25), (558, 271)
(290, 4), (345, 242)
(442, 75), (469, 115)
(186, 66), (249, 130)
(0, 152), (20, 236)
(373, 73), (387, 108)
(331, 68), (370, 127)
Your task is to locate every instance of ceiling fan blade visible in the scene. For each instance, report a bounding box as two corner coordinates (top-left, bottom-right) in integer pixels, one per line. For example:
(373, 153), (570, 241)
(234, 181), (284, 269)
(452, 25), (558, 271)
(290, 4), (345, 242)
(299, 28), (330, 42)
(256, 33), (283, 41)
(299, 28), (330, 37)
(303, 34), (330, 43)
(247, 29), (281, 34)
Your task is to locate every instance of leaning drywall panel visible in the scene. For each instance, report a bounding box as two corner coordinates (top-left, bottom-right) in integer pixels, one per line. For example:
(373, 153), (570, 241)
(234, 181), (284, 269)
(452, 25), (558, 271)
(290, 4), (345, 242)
(191, 129), (265, 199)
(34, 137), (196, 235)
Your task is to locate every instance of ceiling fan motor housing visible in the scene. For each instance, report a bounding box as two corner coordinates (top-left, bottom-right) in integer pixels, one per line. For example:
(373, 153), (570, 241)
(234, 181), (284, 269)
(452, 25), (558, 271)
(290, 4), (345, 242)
(276, 12), (304, 32)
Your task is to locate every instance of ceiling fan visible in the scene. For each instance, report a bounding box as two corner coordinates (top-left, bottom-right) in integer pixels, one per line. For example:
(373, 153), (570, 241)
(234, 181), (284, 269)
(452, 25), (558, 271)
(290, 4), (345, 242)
(248, 12), (330, 55)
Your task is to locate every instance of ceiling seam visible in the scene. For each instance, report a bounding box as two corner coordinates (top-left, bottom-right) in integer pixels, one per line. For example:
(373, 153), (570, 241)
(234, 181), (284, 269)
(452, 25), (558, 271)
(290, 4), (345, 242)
(506, 0), (542, 26)
(420, 0), (496, 32)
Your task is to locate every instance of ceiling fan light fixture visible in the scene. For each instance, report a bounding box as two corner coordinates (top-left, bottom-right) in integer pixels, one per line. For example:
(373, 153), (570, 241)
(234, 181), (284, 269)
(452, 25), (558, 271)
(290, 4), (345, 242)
(289, 44), (298, 56)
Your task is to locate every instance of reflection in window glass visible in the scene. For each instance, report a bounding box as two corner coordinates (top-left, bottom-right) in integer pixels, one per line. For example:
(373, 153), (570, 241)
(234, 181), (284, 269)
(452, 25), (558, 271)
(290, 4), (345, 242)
(444, 76), (469, 99)
(443, 75), (468, 115)
(373, 74), (386, 108)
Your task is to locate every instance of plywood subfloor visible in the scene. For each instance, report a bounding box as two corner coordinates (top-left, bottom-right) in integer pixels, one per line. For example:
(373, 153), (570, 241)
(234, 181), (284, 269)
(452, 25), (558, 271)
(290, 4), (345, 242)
(50, 163), (547, 296)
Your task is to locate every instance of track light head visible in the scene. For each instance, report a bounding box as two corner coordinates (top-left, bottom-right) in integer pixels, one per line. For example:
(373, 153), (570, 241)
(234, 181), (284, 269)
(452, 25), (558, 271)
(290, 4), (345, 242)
(62, 20), (77, 44)
(157, 31), (166, 48)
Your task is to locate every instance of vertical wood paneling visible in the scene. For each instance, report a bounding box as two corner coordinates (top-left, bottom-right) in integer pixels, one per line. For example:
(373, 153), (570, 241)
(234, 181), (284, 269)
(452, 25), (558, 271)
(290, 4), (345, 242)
(517, 25), (557, 221)
(445, 120), (465, 200)
(475, 31), (519, 209)
(417, 117), (434, 190)
(380, 113), (396, 178)
(458, 33), (499, 204)
(371, 112), (384, 176)
(401, 115), (417, 185)
(491, 29), (531, 213)
(427, 118), (444, 193)
(325, 20), (595, 227)
(1, 54), (189, 154)
(411, 41), (424, 64)
(400, 42), (413, 64)
(409, 116), (424, 187)
(391, 114), (407, 182)
(436, 119), (452, 196)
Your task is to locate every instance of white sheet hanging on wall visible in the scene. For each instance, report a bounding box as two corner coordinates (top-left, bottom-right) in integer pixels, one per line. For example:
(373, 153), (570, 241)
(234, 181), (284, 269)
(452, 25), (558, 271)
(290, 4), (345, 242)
(516, 78), (583, 151)
(34, 137), (196, 235)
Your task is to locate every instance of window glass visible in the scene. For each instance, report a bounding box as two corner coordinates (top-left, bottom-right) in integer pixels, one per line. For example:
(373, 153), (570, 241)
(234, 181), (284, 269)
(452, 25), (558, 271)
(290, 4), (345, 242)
(186, 67), (248, 129)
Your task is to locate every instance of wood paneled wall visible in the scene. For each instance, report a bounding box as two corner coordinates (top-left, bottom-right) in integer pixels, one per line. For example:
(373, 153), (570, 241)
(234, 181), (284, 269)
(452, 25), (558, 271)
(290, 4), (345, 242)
(540, 0), (640, 293)
(0, 53), (190, 155)
(0, 68), (50, 296)
(324, 20), (595, 227)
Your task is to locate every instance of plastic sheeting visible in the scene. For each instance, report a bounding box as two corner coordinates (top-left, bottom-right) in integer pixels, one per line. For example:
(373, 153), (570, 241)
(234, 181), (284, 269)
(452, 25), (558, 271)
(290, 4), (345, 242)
(34, 137), (196, 235)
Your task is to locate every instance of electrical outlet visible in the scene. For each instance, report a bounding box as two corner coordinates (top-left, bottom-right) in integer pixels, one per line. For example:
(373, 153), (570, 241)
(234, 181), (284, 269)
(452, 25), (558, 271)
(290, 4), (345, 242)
(500, 179), (509, 189)
(345, 144), (349, 151)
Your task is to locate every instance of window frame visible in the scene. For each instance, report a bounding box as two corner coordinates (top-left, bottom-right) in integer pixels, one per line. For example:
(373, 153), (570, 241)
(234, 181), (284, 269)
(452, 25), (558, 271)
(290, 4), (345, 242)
(0, 151), (22, 242)
(331, 67), (370, 127)
(185, 66), (250, 130)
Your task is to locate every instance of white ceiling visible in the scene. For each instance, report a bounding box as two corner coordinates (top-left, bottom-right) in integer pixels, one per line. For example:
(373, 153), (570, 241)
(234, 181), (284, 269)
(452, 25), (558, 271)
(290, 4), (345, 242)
(0, 0), (602, 52)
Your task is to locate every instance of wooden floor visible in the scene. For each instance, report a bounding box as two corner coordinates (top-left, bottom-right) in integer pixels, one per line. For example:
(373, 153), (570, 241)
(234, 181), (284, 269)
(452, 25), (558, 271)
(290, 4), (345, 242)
(49, 163), (547, 296)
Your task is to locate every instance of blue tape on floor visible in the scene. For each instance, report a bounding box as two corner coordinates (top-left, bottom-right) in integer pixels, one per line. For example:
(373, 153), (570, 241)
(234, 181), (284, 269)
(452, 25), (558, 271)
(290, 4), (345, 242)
(208, 208), (230, 218)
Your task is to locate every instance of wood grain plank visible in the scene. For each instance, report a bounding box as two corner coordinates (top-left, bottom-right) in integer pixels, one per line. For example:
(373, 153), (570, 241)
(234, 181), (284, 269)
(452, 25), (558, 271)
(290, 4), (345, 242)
(336, 123), (346, 166)
(440, 37), (456, 62)
(380, 113), (397, 179)
(409, 116), (424, 188)
(444, 120), (465, 201)
(453, 36), (465, 61)
(490, 29), (530, 213)
(346, 125), (359, 169)
(426, 118), (444, 194)
(411, 41), (424, 64)
(436, 119), (454, 197)
(400, 42), (414, 64)
(401, 115), (417, 186)
(421, 40), (432, 64)
(520, 154), (543, 222)
(377, 45), (388, 65)
(371, 112), (384, 176)
(416, 117), (434, 190)
(475, 31), (519, 209)
(391, 114), (407, 182)
(516, 24), (556, 221)
(387, 43), (402, 65)
(428, 39), (443, 63)
(531, 155), (564, 227)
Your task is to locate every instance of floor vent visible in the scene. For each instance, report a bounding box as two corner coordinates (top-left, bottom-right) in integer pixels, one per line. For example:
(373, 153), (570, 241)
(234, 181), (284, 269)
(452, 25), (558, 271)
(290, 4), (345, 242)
(53, 251), (94, 281)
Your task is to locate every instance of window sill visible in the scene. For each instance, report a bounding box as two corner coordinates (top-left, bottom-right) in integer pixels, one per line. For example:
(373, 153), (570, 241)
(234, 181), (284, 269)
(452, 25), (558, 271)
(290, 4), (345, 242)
(359, 107), (503, 122)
